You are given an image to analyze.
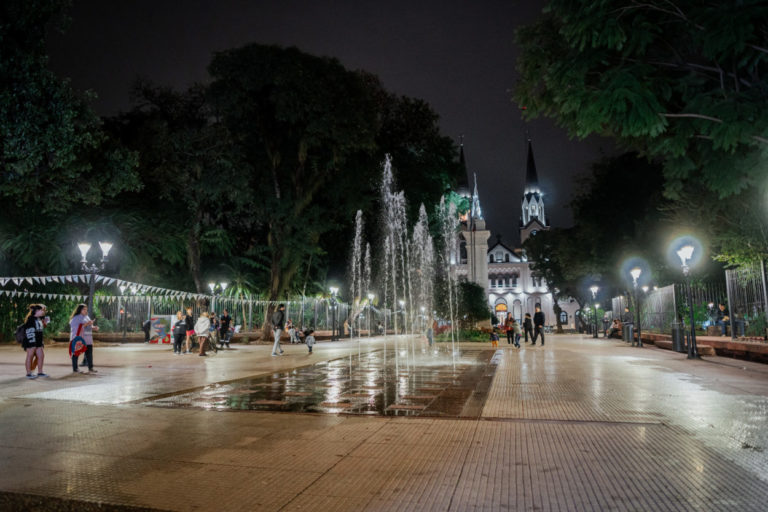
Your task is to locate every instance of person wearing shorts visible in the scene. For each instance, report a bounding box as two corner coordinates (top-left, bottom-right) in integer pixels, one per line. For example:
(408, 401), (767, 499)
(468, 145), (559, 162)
(184, 307), (195, 354)
(22, 304), (48, 379)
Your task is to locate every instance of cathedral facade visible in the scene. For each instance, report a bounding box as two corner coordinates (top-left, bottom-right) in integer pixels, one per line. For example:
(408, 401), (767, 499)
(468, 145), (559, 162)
(453, 140), (579, 329)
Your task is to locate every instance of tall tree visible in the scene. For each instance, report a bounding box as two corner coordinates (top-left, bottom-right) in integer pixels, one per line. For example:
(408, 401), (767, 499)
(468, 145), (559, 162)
(515, 1), (768, 263)
(108, 82), (245, 291)
(0, 0), (138, 214)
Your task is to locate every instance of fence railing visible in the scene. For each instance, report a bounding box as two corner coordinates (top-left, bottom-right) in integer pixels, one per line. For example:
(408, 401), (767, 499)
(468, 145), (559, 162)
(608, 262), (768, 340)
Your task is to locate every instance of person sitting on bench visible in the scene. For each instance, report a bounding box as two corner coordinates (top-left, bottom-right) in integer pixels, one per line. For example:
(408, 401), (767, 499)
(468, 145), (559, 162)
(715, 303), (730, 336)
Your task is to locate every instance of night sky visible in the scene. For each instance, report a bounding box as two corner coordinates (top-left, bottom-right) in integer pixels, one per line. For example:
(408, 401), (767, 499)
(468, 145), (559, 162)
(47, 0), (612, 246)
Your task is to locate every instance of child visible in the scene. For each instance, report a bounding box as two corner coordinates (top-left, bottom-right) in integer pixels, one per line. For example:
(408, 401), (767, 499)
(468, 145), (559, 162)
(490, 329), (499, 348)
(512, 319), (522, 348)
(304, 329), (316, 354)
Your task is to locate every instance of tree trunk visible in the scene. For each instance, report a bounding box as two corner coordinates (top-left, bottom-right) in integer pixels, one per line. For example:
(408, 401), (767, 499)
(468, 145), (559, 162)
(187, 223), (202, 293)
(552, 298), (564, 334)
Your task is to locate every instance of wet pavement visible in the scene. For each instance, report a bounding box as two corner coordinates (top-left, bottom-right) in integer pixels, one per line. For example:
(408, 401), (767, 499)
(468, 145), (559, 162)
(146, 346), (497, 417)
(1, 335), (768, 511)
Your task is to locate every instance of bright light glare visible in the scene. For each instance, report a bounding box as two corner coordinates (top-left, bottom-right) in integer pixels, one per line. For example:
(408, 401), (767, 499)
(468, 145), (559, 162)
(99, 241), (112, 258)
(208, 282), (216, 292)
(590, 285), (599, 294)
(642, 285), (649, 293)
(630, 267), (642, 281)
(677, 245), (694, 265)
(220, 282), (228, 291)
(78, 243), (91, 260)
(329, 286), (339, 295)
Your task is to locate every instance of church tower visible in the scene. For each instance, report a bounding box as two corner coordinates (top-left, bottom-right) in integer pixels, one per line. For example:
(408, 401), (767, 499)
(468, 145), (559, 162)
(459, 142), (491, 295)
(519, 138), (549, 244)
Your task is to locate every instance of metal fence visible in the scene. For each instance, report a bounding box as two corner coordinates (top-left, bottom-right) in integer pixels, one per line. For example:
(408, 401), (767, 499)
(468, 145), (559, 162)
(607, 267), (768, 340)
(725, 260), (768, 337)
(639, 285), (677, 333)
(91, 295), (361, 334)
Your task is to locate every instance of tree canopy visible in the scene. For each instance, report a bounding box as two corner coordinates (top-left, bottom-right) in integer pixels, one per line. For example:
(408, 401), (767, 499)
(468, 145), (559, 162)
(0, 0), (138, 214)
(515, 1), (768, 265)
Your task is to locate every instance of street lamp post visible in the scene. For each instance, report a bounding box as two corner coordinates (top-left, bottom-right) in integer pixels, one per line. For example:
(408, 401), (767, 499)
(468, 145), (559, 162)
(330, 287), (339, 341)
(677, 245), (699, 359)
(398, 300), (405, 335)
(630, 267), (643, 347)
(208, 282), (228, 312)
(78, 241), (112, 317)
(590, 285), (599, 339)
(367, 293), (375, 337)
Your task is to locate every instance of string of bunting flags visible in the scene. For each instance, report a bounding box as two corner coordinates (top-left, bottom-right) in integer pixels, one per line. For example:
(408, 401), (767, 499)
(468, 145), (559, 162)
(0, 275), (92, 287)
(0, 274), (311, 305)
(0, 274), (241, 302)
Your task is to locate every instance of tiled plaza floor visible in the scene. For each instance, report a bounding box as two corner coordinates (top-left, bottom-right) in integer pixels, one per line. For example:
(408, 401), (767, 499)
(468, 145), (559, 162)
(1, 335), (768, 511)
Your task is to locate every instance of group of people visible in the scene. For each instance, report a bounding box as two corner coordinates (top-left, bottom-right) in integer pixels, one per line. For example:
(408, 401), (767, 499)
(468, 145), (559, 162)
(496, 304), (546, 348)
(172, 307), (233, 356)
(21, 302), (100, 379)
(270, 304), (316, 355)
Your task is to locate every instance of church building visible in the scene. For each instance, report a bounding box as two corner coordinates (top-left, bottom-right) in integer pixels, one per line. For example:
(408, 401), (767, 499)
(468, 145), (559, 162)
(453, 139), (579, 329)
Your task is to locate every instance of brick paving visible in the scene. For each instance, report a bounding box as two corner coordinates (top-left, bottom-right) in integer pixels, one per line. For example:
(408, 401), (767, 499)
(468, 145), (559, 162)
(1, 336), (768, 510)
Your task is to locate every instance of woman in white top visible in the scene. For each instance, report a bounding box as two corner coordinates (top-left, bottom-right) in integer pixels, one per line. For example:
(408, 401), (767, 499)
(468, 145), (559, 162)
(194, 312), (211, 356)
(70, 304), (99, 373)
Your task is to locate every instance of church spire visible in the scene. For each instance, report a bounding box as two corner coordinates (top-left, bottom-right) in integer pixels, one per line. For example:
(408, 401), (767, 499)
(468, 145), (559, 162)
(456, 135), (471, 197)
(471, 172), (483, 221)
(524, 138), (540, 194)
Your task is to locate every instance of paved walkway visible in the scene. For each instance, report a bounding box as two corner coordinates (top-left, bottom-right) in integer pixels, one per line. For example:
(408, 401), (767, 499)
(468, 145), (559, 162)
(1, 336), (768, 510)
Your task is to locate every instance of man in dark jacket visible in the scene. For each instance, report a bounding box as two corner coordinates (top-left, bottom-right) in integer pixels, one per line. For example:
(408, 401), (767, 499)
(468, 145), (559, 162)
(523, 313), (533, 343)
(715, 303), (730, 336)
(271, 304), (286, 356)
(531, 304), (545, 346)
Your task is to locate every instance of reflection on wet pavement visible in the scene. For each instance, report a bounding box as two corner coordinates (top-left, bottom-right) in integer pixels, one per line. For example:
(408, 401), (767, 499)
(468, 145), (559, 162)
(146, 346), (498, 417)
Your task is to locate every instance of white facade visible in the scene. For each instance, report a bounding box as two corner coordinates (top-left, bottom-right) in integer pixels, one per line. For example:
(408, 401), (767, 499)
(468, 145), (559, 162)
(453, 139), (580, 329)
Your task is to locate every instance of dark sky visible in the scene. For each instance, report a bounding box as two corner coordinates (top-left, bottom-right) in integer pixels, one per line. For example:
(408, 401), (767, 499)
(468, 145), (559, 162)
(47, 0), (612, 246)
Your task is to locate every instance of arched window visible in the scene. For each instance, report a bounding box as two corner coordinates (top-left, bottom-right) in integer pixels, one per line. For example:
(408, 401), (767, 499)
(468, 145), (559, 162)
(489, 254), (495, 263)
(531, 204), (538, 216)
(559, 311), (568, 324)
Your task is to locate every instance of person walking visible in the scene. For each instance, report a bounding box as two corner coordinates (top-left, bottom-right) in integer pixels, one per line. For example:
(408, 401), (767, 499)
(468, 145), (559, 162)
(219, 309), (232, 348)
(523, 313), (534, 343)
(70, 304), (99, 373)
(505, 316), (514, 345)
(195, 312), (211, 356)
(512, 318), (522, 348)
(271, 304), (286, 356)
(183, 306), (195, 354)
(531, 304), (545, 346)
(304, 329), (316, 354)
(23, 304), (49, 379)
(172, 311), (186, 355)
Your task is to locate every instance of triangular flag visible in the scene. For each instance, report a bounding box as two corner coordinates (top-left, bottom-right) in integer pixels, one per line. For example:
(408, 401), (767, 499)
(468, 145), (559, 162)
(65, 276), (73, 283)
(95, 276), (104, 283)
(12, 278), (21, 286)
(0, 278), (7, 286)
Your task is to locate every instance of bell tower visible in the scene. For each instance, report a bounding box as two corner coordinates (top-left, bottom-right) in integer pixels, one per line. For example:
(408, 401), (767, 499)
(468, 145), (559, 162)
(520, 138), (549, 244)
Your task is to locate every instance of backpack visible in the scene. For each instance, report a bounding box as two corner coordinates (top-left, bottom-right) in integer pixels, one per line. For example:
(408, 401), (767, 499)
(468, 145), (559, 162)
(14, 323), (26, 344)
